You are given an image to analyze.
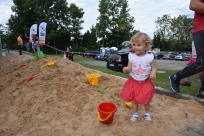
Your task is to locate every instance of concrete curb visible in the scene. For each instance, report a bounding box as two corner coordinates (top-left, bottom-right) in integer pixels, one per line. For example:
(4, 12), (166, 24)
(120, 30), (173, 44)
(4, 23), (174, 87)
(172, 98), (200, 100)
(155, 86), (204, 106)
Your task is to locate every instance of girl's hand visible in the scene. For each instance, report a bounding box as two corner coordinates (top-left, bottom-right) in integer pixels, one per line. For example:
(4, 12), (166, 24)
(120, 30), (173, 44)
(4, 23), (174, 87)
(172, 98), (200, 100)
(149, 73), (156, 80)
(123, 67), (129, 73)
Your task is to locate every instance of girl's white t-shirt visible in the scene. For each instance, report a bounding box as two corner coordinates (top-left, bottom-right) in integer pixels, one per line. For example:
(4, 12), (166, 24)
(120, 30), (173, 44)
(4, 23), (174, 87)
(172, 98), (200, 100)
(128, 52), (154, 81)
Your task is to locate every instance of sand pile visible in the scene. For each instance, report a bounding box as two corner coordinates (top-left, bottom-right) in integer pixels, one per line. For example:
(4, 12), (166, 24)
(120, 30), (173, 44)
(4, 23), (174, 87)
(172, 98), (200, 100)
(0, 55), (203, 136)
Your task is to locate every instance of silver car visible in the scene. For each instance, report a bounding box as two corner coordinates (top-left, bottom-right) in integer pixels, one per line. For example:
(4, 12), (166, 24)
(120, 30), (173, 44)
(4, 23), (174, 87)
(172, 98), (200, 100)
(175, 53), (188, 61)
(163, 52), (179, 60)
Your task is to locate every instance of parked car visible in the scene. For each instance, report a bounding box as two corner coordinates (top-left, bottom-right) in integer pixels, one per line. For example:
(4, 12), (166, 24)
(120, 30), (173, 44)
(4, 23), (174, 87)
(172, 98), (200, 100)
(103, 51), (112, 61)
(153, 52), (165, 59)
(95, 53), (101, 60)
(175, 53), (188, 61)
(83, 51), (100, 58)
(184, 53), (191, 61)
(163, 52), (179, 60)
(99, 53), (106, 61)
(106, 48), (131, 72)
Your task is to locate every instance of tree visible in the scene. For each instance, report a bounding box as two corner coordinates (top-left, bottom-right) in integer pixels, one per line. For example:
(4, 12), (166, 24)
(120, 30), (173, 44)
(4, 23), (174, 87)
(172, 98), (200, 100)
(169, 15), (193, 51)
(96, 0), (135, 48)
(89, 26), (97, 49)
(155, 14), (171, 39)
(68, 3), (84, 48)
(154, 14), (193, 51)
(96, 0), (110, 47)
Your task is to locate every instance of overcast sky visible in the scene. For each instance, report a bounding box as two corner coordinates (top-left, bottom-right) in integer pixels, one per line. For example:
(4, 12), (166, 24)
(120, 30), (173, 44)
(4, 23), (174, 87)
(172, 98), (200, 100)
(0, 0), (194, 38)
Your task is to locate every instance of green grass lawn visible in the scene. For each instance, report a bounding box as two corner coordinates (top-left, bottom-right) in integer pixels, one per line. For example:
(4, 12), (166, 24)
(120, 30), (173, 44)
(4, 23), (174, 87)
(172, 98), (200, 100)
(61, 54), (201, 97)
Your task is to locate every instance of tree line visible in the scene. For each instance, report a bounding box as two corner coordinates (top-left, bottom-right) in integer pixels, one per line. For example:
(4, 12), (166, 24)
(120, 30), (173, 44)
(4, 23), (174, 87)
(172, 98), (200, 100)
(0, 0), (193, 54)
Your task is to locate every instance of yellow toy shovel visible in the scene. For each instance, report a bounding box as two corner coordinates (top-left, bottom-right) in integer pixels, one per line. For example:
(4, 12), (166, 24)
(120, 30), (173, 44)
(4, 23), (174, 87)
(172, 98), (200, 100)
(41, 61), (54, 68)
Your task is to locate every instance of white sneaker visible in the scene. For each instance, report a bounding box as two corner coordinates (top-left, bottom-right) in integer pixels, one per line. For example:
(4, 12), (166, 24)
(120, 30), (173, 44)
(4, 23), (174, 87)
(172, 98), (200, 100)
(144, 113), (152, 122)
(130, 115), (138, 122)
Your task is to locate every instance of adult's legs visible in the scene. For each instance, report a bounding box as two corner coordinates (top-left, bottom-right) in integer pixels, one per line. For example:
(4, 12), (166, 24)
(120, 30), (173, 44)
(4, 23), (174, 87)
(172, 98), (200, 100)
(19, 45), (22, 55)
(70, 54), (73, 61)
(35, 41), (40, 52)
(26, 42), (30, 52)
(169, 31), (204, 93)
(176, 31), (204, 79)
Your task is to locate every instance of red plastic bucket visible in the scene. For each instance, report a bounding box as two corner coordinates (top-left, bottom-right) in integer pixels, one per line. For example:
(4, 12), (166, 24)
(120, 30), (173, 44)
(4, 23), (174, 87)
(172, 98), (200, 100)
(97, 102), (117, 125)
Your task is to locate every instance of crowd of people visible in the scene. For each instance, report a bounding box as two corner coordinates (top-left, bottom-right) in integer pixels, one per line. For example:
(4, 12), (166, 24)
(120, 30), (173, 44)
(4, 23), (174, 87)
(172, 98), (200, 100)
(17, 34), (74, 62)
(16, 34), (40, 55)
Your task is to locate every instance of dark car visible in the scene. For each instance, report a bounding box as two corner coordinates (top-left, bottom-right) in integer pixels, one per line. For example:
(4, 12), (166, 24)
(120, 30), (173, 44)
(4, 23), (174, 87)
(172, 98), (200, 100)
(83, 51), (100, 58)
(106, 48), (131, 72)
(153, 52), (165, 59)
(106, 41), (132, 72)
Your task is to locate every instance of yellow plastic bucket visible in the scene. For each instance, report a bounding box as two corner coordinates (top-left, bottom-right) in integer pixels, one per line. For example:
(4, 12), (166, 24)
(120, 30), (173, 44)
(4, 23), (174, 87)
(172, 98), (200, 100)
(87, 74), (100, 85)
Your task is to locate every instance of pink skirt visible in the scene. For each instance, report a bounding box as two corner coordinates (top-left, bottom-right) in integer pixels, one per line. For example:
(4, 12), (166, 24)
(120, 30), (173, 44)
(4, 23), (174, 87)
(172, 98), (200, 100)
(120, 77), (155, 105)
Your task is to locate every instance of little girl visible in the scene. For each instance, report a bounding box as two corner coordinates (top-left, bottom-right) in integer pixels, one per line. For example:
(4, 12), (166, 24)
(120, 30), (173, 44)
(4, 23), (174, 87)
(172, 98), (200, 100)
(120, 32), (157, 122)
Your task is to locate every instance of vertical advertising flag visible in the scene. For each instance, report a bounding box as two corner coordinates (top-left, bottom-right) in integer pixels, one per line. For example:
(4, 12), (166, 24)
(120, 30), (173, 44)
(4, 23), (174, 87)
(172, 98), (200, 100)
(39, 22), (47, 46)
(29, 24), (37, 44)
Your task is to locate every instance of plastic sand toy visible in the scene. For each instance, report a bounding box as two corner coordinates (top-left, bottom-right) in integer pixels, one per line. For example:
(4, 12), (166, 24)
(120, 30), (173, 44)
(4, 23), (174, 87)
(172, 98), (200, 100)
(98, 88), (105, 94)
(41, 61), (54, 68)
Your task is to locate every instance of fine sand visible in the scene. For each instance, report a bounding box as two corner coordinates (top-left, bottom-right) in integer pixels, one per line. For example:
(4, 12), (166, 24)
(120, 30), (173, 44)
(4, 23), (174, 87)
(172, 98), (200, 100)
(0, 55), (204, 136)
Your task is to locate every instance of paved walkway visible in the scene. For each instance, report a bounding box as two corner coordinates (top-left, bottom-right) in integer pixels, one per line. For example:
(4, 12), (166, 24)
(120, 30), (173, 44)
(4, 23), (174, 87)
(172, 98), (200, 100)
(169, 121), (204, 136)
(1, 50), (204, 136)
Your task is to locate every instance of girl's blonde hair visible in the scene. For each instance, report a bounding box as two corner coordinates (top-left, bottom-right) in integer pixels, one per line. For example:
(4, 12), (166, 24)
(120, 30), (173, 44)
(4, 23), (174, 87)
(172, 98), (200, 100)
(130, 32), (152, 50)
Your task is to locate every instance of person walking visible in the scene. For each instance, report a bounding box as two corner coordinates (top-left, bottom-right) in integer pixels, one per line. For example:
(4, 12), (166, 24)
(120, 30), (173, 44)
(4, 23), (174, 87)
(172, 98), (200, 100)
(180, 29), (204, 88)
(17, 34), (23, 55)
(120, 32), (157, 122)
(169, 0), (204, 98)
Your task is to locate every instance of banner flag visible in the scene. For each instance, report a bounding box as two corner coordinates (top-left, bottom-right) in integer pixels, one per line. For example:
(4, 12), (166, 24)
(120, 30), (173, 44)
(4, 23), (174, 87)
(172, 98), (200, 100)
(29, 24), (37, 44)
(39, 22), (47, 46)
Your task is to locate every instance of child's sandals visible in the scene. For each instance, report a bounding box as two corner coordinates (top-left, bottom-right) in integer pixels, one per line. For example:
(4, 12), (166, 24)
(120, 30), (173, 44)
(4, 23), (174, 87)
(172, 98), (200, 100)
(144, 113), (152, 122)
(130, 113), (152, 122)
(130, 115), (138, 122)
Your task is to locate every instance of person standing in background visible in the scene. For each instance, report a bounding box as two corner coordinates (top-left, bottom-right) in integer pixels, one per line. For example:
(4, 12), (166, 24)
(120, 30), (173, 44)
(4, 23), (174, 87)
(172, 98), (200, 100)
(17, 34), (23, 55)
(34, 34), (40, 52)
(69, 46), (73, 61)
(24, 34), (30, 52)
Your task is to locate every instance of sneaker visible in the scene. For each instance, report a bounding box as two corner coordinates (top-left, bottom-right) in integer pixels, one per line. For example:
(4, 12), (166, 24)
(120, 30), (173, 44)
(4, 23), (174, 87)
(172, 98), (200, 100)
(144, 113), (152, 122)
(130, 115), (138, 122)
(169, 74), (180, 93)
(197, 91), (204, 99)
(180, 81), (191, 87)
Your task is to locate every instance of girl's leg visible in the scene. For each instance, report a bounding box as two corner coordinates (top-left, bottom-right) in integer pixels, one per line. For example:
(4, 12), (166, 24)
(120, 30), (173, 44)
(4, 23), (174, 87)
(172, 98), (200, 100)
(144, 103), (150, 112)
(132, 102), (139, 112)
(144, 103), (152, 122)
(130, 102), (139, 122)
